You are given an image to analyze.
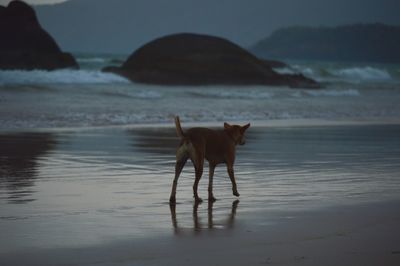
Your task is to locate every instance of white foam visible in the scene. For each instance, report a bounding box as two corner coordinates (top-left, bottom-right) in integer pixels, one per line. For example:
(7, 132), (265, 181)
(292, 65), (315, 76)
(190, 89), (274, 99)
(274, 66), (316, 77)
(134, 90), (162, 99)
(305, 89), (360, 97)
(332, 67), (392, 81)
(0, 69), (130, 85)
(76, 57), (107, 63)
(273, 67), (297, 75)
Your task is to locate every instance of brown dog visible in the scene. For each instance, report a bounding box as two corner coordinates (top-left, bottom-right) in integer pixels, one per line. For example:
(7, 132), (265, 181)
(169, 116), (250, 203)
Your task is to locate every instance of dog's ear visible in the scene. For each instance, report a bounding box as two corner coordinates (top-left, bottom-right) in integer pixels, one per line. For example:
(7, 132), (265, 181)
(224, 122), (231, 130)
(241, 123), (250, 132)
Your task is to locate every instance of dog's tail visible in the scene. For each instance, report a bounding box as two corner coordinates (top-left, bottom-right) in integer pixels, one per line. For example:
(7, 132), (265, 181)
(174, 116), (185, 139)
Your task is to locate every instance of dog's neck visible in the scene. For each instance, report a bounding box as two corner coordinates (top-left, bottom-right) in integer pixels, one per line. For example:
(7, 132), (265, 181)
(224, 129), (239, 145)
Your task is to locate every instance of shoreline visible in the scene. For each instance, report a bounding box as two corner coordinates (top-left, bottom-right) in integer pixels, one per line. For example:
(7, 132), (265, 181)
(1, 117), (400, 133)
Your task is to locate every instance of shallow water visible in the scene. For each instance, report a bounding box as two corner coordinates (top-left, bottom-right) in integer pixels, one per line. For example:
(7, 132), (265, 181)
(1, 59), (400, 130)
(1, 124), (400, 253)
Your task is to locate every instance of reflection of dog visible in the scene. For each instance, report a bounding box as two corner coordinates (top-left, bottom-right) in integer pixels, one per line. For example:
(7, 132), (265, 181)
(170, 200), (239, 234)
(169, 116), (250, 203)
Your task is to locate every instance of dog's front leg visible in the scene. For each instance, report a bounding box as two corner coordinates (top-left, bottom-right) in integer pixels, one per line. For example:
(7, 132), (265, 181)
(227, 165), (240, 197)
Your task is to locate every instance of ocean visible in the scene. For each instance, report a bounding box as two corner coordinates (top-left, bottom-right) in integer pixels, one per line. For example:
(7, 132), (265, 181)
(1, 53), (400, 130)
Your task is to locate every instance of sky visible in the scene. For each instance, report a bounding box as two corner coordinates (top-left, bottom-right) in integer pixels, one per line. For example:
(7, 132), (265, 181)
(0, 0), (66, 5)
(3, 0), (400, 53)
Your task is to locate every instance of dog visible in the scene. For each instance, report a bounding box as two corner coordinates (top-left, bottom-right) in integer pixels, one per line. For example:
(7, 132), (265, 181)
(169, 116), (250, 203)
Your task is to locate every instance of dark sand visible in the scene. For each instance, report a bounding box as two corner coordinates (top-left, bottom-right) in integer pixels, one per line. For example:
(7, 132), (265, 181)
(1, 123), (400, 265)
(1, 200), (400, 266)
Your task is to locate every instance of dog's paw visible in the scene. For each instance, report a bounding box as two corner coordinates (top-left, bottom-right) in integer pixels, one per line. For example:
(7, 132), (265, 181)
(208, 195), (217, 202)
(194, 196), (203, 203)
(233, 191), (240, 197)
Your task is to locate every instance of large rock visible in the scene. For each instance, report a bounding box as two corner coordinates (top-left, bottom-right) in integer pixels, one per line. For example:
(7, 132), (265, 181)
(0, 0), (78, 70)
(103, 33), (319, 88)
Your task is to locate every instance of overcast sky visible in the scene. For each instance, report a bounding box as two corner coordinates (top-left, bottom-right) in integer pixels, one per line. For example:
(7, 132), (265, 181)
(3, 0), (400, 53)
(0, 0), (66, 5)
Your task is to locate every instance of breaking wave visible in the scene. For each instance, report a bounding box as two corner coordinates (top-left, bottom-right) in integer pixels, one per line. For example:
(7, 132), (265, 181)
(304, 89), (360, 97)
(332, 67), (392, 80)
(279, 65), (395, 82)
(76, 57), (108, 63)
(188, 88), (274, 99)
(0, 69), (130, 85)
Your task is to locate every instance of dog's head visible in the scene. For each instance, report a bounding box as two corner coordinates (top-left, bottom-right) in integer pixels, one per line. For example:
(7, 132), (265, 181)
(224, 122), (251, 145)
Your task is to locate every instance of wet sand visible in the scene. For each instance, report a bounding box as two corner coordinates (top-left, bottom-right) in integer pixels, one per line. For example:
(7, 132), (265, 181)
(1, 123), (400, 265)
(2, 200), (400, 266)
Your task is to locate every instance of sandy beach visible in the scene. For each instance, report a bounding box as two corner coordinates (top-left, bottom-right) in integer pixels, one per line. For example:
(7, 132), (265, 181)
(1, 123), (400, 265)
(2, 200), (400, 266)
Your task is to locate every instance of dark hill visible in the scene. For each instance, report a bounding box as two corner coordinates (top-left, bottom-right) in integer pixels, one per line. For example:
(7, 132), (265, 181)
(0, 0), (78, 70)
(103, 33), (319, 88)
(251, 24), (400, 63)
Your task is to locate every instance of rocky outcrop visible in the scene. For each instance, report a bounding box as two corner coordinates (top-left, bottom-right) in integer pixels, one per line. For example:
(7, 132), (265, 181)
(0, 0), (78, 70)
(103, 33), (319, 88)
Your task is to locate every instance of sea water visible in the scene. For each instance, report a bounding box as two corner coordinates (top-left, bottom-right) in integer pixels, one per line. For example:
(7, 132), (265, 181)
(1, 54), (400, 130)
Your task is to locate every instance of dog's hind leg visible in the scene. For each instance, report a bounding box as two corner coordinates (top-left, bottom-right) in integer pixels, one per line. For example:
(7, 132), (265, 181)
(170, 146), (188, 203)
(193, 164), (204, 202)
(192, 151), (204, 203)
(208, 163), (217, 202)
(185, 143), (204, 203)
